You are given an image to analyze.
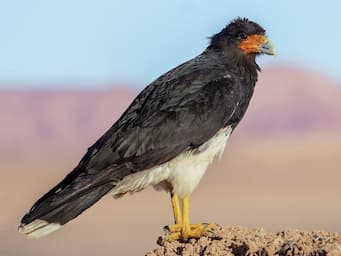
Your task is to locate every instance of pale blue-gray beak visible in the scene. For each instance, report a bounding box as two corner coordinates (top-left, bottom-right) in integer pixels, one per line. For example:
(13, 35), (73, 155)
(259, 40), (276, 55)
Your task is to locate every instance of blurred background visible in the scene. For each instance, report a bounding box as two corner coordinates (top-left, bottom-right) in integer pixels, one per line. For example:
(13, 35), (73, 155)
(1, 1), (341, 255)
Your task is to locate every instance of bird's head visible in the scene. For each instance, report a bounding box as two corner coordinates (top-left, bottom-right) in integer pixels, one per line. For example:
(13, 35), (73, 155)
(209, 17), (276, 57)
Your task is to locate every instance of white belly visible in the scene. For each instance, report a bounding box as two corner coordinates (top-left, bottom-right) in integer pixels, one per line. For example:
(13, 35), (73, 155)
(112, 126), (232, 199)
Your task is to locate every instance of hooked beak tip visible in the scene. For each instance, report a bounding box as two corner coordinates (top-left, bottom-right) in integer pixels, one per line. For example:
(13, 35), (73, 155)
(259, 40), (276, 56)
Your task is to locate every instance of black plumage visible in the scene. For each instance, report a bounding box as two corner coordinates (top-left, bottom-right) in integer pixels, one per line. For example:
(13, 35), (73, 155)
(19, 17), (274, 238)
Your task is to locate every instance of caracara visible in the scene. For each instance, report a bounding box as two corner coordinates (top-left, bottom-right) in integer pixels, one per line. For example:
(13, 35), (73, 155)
(19, 17), (275, 242)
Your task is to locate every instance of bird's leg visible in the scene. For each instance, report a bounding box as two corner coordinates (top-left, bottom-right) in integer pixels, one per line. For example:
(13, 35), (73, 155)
(164, 192), (198, 233)
(172, 192), (182, 225)
(181, 196), (216, 240)
(167, 192), (182, 231)
(163, 195), (215, 242)
(181, 195), (191, 240)
(162, 193), (183, 242)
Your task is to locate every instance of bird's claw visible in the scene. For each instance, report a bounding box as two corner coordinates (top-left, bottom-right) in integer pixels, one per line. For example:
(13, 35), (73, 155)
(159, 223), (216, 245)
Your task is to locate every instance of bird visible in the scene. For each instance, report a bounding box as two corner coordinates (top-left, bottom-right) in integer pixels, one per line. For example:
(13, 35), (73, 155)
(19, 17), (275, 242)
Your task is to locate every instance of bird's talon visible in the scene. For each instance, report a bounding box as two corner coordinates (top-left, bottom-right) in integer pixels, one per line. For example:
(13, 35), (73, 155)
(165, 223), (215, 233)
(162, 223), (216, 242)
(164, 224), (182, 232)
(181, 223), (215, 240)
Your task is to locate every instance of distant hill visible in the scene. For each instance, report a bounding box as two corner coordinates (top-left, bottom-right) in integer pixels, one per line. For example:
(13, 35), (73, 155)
(1, 87), (136, 156)
(238, 65), (341, 136)
(1, 65), (340, 158)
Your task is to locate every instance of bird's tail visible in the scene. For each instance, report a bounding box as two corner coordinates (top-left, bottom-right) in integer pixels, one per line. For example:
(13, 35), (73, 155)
(19, 168), (114, 239)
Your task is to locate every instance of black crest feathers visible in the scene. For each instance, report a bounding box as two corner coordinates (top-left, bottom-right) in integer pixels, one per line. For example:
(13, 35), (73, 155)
(209, 17), (266, 49)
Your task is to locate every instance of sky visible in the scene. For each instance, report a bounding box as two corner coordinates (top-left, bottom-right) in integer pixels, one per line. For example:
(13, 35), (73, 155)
(0, 0), (340, 88)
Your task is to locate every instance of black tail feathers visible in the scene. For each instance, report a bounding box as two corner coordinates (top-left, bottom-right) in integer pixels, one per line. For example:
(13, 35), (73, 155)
(19, 182), (113, 238)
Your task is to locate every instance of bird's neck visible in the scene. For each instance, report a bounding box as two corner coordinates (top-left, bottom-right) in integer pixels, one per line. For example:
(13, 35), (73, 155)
(229, 53), (259, 84)
(234, 54), (259, 85)
(207, 48), (259, 85)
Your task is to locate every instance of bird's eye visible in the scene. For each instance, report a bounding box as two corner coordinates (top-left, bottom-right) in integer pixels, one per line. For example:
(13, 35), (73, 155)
(238, 33), (248, 40)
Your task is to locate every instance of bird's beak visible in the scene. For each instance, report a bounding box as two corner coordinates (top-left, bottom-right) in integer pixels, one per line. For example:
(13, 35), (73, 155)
(259, 39), (276, 56)
(239, 34), (276, 56)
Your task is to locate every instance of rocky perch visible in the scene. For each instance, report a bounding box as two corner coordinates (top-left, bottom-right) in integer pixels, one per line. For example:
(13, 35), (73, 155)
(146, 225), (341, 256)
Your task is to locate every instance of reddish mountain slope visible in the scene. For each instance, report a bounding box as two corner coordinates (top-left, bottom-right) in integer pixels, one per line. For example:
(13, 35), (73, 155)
(238, 65), (341, 136)
(1, 65), (340, 159)
(1, 88), (135, 156)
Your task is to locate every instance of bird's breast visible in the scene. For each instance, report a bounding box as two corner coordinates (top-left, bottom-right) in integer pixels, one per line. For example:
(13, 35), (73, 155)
(164, 126), (233, 198)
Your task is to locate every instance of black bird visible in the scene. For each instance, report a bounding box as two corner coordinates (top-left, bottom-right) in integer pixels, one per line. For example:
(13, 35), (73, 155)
(19, 17), (275, 242)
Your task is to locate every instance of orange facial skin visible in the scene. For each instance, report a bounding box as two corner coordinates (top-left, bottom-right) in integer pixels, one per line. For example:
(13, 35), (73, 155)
(238, 34), (269, 54)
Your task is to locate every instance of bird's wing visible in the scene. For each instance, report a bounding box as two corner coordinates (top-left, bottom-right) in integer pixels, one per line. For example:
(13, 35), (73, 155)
(80, 70), (242, 181)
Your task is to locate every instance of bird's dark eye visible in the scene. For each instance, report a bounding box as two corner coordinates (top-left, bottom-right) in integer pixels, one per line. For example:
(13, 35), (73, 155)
(238, 33), (248, 40)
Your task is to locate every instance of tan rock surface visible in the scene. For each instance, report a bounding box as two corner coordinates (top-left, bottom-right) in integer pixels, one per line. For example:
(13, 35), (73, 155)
(147, 225), (341, 256)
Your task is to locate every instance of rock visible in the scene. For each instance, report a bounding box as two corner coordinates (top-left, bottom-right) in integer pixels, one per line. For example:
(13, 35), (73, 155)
(146, 225), (341, 256)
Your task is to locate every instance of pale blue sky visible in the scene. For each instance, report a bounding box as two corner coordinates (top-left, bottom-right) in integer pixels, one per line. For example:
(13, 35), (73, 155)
(0, 1), (340, 87)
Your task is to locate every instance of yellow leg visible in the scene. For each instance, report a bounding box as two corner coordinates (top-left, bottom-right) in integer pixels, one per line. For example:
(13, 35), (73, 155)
(181, 196), (191, 240)
(164, 192), (182, 233)
(171, 192), (182, 226)
(181, 196), (216, 240)
(162, 195), (216, 243)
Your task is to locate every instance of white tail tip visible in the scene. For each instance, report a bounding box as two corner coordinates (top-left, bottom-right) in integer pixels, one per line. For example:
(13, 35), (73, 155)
(18, 219), (61, 239)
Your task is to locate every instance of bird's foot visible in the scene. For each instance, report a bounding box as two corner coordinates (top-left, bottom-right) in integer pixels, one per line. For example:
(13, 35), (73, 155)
(164, 223), (215, 233)
(160, 223), (216, 244)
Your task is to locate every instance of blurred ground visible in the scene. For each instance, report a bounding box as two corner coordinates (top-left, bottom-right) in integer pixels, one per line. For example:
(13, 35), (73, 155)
(1, 65), (341, 255)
